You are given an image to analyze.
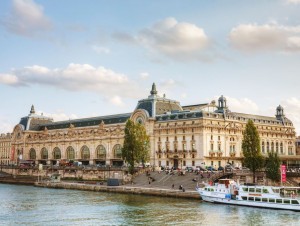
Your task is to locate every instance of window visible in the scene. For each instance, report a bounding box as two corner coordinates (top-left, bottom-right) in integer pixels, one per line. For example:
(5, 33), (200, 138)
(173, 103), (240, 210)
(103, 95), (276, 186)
(255, 188), (262, 193)
(262, 198), (268, 202)
(291, 200), (299, 205)
(255, 197), (261, 202)
(276, 199), (282, 204)
(248, 197), (254, 201)
(280, 142), (283, 154)
(96, 145), (106, 159)
(267, 142), (270, 152)
(249, 188), (255, 192)
(262, 142), (265, 153)
(113, 144), (122, 158)
(41, 147), (48, 159)
(192, 161), (195, 166)
(283, 199), (290, 204)
(211, 143), (214, 150)
(29, 148), (36, 159)
(66, 146), (75, 160)
(269, 198), (275, 203)
(53, 147), (61, 159)
(81, 145), (90, 159)
(242, 187), (249, 192)
(183, 161), (186, 166)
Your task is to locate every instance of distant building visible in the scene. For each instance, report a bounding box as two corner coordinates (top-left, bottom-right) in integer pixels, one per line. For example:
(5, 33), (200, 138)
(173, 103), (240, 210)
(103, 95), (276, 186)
(0, 83), (299, 168)
(296, 136), (300, 156)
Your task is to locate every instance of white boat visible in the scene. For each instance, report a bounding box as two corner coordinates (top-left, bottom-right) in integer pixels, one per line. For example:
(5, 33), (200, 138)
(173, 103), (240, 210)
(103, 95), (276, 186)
(196, 179), (300, 211)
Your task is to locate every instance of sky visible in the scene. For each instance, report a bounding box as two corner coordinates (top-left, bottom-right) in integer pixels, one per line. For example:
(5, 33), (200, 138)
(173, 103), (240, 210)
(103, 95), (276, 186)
(0, 0), (300, 135)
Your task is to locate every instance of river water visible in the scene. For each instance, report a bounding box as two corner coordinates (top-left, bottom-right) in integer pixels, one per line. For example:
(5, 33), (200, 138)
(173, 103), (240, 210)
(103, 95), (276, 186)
(0, 184), (299, 226)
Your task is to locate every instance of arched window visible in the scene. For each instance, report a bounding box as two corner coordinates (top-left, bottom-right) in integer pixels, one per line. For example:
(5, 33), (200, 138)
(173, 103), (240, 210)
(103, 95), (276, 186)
(29, 148), (36, 159)
(267, 142), (270, 152)
(41, 147), (48, 159)
(81, 145), (90, 159)
(113, 144), (122, 158)
(96, 145), (106, 159)
(66, 146), (75, 160)
(262, 142), (265, 153)
(280, 142), (283, 154)
(53, 147), (61, 159)
(276, 142), (279, 153)
(271, 142), (274, 151)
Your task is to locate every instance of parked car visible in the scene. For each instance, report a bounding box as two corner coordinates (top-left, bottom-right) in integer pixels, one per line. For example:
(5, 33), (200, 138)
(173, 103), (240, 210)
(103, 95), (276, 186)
(206, 166), (217, 171)
(185, 166), (194, 172)
(218, 166), (224, 171)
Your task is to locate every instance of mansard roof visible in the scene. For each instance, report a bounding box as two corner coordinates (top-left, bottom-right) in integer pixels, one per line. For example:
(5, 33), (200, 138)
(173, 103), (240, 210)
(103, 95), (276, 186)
(38, 113), (131, 131)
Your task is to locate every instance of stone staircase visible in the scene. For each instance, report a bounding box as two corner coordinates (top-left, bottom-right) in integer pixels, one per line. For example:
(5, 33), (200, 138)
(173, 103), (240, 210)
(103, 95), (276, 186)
(130, 171), (219, 191)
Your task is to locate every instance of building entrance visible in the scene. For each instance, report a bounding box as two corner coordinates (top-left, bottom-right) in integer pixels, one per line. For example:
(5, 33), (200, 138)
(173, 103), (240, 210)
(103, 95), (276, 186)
(173, 159), (178, 169)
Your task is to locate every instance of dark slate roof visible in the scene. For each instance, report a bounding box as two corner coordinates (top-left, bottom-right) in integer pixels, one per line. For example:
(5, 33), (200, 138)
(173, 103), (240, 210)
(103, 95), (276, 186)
(136, 101), (153, 117)
(156, 111), (203, 121)
(19, 117), (29, 130)
(38, 113), (132, 131)
(156, 101), (182, 115)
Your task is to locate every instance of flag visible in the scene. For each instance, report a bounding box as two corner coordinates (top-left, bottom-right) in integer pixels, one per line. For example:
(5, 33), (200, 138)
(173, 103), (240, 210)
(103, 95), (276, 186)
(10, 146), (15, 161)
(281, 165), (286, 183)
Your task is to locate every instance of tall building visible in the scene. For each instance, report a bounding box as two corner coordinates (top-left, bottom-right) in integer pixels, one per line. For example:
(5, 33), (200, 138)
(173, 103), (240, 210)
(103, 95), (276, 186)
(0, 83), (299, 168)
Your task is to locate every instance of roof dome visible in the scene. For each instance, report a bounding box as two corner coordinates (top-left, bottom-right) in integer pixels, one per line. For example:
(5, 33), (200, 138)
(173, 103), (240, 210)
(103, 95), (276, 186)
(277, 105), (283, 111)
(218, 95), (226, 102)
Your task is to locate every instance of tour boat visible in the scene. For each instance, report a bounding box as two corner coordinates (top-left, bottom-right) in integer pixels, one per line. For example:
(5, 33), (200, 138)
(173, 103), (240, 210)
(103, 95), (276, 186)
(196, 179), (300, 211)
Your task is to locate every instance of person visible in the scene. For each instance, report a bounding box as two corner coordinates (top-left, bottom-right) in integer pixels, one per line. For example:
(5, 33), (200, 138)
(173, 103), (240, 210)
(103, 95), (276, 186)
(179, 184), (183, 190)
(172, 184), (174, 189)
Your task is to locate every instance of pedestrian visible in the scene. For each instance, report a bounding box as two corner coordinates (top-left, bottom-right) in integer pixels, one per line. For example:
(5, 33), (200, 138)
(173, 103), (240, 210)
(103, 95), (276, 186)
(172, 184), (174, 189)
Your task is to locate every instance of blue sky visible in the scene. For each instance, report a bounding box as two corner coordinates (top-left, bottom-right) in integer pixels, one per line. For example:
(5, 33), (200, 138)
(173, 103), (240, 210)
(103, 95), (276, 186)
(0, 0), (300, 134)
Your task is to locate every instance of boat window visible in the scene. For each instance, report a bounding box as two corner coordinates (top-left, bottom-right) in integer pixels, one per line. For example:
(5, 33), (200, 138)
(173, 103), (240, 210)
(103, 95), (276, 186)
(269, 198), (275, 203)
(242, 196), (247, 200)
(255, 197), (261, 202)
(242, 187), (248, 192)
(291, 200), (299, 205)
(283, 199), (290, 204)
(263, 188), (269, 193)
(248, 197), (254, 201)
(205, 188), (207, 191)
(262, 198), (268, 202)
(255, 188), (262, 193)
(249, 188), (255, 192)
(272, 188), (280, 193)
(276, 199), (282, 204)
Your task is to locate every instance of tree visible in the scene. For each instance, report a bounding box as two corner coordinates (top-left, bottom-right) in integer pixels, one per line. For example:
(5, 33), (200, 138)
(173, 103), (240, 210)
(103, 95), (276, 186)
(265, 150), (281, 183)
(242, 119), (264, 183)
(122, 119), (150, 174)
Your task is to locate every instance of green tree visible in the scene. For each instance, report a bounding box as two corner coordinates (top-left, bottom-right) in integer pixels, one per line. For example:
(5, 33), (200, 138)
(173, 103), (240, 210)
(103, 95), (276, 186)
(242, 119), (264, 183)
(122, 119), (150, 174)
(265, 150), (281, 183)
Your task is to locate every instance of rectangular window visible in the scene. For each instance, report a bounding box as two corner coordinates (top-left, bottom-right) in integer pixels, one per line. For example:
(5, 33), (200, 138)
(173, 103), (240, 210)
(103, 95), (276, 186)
(255, 188), (262, 193)
(183, 161), (186, 166)
(276, 199), (282, 204)
(159, 161), (161, 167)
(166, 161), (169, 166)
(211, 161), (213, 166)
(269, 198), (275, 203)
(283, 199), (290, 204)
(248, 197), (254, 201)
(242, 187), (249, 192)
(192, 161), (195, 166)
(262, 198), (268, 202)
(291, 200), (299, 205)
(255, 197), (261, 202)
(249, 188), (255, 192)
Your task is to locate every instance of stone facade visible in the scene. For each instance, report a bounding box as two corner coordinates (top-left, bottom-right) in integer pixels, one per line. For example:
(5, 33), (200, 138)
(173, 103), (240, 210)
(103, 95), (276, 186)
(0, 83), (299, 168)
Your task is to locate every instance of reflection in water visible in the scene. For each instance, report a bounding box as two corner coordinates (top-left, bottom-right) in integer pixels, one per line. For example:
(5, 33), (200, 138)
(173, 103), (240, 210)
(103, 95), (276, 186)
(0, 184), (299, 226)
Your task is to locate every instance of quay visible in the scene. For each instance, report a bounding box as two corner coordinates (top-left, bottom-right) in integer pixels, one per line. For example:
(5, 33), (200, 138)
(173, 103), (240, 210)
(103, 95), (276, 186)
(34, 181), (200, 199)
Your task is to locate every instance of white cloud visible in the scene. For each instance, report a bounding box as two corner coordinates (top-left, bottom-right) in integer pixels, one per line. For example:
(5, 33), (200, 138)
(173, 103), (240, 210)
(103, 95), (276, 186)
(0, 118), (14, 134)
(0, 63), (143, 99)
(217, 96), (260, 115)
(139, 18), (210, 60)
(281, 98), (300, 135)
(91, 45), (110, 54)
(229, 23), (300, 53)
(36, 110), (78, 122)
(140, 72), (149, 80)
(286, 0), (300, 4)
(1, 0), (52, 37)
(108, 96), (125, 107)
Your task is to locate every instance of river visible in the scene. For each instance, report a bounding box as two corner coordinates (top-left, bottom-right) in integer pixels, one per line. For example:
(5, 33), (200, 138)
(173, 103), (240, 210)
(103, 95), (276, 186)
(0, 184), (299, 226)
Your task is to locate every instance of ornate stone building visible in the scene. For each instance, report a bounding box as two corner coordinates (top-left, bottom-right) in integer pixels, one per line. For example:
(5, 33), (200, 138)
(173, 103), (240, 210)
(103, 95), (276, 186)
(0, 83), (299, 168)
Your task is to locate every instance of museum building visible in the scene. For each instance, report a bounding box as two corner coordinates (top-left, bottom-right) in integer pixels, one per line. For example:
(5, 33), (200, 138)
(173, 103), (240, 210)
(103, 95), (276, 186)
(0, 83), (299, 168)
